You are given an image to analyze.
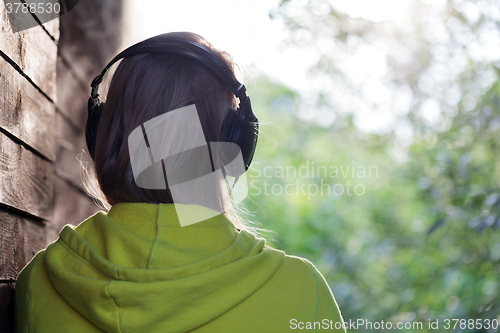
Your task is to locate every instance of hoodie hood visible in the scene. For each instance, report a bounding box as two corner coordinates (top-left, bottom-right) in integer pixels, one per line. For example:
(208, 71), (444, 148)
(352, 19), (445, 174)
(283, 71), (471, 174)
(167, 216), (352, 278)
(43, 203), (285, 333)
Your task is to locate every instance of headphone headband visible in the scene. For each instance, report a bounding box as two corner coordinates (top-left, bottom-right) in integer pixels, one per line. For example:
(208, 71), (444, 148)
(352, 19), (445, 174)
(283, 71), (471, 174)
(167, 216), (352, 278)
(86, 34), (259, 172)
(91, 37), (247, 101)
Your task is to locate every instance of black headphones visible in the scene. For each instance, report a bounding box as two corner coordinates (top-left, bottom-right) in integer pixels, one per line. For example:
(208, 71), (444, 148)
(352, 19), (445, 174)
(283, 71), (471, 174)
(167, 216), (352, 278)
(86, 34), (259, 174)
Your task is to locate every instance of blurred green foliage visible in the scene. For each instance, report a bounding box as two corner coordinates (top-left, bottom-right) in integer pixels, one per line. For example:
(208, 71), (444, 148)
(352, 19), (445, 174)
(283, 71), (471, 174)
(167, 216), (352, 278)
(242, 0), (500, 331)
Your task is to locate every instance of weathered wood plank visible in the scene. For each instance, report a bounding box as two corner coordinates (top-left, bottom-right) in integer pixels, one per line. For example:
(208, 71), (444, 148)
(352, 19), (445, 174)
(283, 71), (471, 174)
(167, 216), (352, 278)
(41, 15), (59, 41)
(0, 56), (55, 161)
(0, 132), (54, 220)
(0, 211), (45, 280)
(0, 0), (57, 101)
(55, 111), (89, 187)
(56, 57), (89, 130)
(49, 175), (100, 243)
(3, 0), (61, 41)
(24, 0), (60, 41)
(0, 282), (16, 332)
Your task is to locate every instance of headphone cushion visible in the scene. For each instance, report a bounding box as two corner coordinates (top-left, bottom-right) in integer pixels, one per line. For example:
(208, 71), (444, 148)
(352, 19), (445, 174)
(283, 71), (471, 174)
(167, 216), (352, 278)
(86, 98), (104, 159)
(220, 111), (259, 171)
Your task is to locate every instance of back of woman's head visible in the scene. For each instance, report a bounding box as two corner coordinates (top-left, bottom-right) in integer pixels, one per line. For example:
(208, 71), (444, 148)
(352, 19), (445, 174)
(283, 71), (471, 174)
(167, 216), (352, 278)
(88, 32), (237, 208)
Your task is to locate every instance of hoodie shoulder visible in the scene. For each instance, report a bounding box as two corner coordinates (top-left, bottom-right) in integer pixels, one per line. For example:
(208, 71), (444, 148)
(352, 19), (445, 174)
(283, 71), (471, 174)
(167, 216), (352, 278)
(14, 250), (43, 333)
(193, 250), (345, 333)
(14, 246), (105, 333)
(282, 255), (344, 322)
(263, 254), (345, 332)
(285, 255), (345, 331)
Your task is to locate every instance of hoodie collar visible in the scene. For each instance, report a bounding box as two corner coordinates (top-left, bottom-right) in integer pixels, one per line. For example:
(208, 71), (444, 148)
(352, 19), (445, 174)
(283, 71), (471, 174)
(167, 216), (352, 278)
(106, 202), (239, 241)
(44, 203), (285, 333)
(88, 202), (241, 270)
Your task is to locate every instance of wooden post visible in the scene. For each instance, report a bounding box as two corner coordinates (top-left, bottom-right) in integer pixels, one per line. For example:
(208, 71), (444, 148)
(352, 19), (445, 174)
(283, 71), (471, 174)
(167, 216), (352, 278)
(0, 0), (125, 330)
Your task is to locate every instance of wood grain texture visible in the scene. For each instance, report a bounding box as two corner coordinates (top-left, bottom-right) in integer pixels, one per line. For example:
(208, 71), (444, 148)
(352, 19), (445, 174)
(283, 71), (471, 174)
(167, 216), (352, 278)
(0, 132), (54, 221)
(24, 0), (60, 41)
(0, 211), (45, 280)
(40, 15), (59, 42)
(4, 0), (61, 41)
(0, 282), (15, 333)
(48, 175), (100, 243)
(0, 57), (55, 161)
(0, 0), (57, 101)
(0, 0), (125, 327)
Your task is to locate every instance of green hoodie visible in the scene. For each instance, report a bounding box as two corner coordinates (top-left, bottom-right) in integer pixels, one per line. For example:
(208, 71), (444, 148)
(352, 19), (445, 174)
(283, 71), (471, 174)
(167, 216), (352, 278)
(14, 203), (345, 332)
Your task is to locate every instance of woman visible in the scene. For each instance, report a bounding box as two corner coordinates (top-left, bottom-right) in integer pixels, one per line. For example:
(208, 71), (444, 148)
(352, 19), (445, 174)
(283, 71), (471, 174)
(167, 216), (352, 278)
(14, 32), (345, 333)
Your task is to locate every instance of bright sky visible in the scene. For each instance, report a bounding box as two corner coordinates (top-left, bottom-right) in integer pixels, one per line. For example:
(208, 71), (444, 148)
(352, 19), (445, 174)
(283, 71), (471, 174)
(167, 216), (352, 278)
(329, 0), (412, 22)
(129, 0), (285, 82)
(130, 0), (412, 85)
(128, 0), (469, 137)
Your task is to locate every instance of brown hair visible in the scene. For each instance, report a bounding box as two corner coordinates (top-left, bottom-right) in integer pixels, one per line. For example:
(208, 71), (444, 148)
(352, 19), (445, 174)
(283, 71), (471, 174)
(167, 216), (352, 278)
(81, 32), (274, 240)
(86, 32), (237, 207)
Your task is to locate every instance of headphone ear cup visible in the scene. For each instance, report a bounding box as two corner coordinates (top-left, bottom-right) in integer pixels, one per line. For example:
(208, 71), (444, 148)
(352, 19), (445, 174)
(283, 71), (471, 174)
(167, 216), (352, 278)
(220, 110), (259, 175)
(85, 97), (104, 160)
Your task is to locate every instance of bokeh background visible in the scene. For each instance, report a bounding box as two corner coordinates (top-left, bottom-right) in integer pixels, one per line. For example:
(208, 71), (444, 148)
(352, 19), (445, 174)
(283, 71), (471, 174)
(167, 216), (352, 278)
(130, 0), (500, 331)
(1, 0), (496, 331)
